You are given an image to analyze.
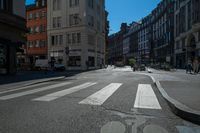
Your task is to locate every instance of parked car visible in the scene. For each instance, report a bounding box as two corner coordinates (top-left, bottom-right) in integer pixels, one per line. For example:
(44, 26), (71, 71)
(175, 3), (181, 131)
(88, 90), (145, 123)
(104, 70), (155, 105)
(34, 59), (49, 70)
(54, 63), (65, 71)
(139, 64), (146, 71)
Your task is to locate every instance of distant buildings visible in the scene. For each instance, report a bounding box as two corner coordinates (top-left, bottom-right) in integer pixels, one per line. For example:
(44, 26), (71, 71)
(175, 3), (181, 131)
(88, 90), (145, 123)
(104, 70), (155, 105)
(107, 23), (130, 64)
(151, 0), (175, 65)
(47, 0), (106, 70)
(137, 15), (152, 65)
(26, 0), (47, 65)
(108, 0), (200, 68)
(0, 0), (26, 74)
(174, 0), (200, 68)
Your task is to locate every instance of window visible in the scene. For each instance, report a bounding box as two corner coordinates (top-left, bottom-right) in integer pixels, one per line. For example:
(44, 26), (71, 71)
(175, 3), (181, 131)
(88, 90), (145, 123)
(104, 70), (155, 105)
(69, 14), (80, 26)
(35, 40), (40, 47)
(67, 34), (71, 44)
(42, 0), (45, 6)
(88, 0), (94, 9)
(28, 13), (33, 20)
(51, 35), (63, 45)
(70, 0), (79, 7)
(88, 15), (94, 27)
(39, 25), (46, 32)
(68, 56), (81, 67)
(53, 0), (61, 10)
(88, 34), (95, 45)
(77, 33), (81, 43)
(67, 33), (81, 44)
(35, 12), (39, 19)
(42, 11), (46, 18)
(0, 0), (4, 10)
(88, 56), (95, 67)
(53, 17), (62, 28)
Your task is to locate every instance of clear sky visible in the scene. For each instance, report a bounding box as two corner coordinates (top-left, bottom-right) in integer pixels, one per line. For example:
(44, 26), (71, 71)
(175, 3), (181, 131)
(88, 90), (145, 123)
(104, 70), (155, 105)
(26, 0), (161, 34)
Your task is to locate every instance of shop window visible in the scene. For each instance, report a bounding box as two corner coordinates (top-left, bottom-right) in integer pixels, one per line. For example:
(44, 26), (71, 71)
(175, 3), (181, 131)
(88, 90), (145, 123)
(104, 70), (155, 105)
(88, 56), (95, 67)
(0, 44), (7, 70)
(68, 56), (81, 67)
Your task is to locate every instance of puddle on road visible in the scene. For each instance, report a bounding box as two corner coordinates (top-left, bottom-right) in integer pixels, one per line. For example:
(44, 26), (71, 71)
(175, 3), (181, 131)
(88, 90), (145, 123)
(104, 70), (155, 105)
(100, 121), (125, 133)
(143, 125), (168, 133)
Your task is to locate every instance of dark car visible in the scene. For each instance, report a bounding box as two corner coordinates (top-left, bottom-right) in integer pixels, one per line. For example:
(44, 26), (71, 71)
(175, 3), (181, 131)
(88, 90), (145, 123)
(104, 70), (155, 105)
(54, 64), (66, 71)
(139, 64), (146, 71)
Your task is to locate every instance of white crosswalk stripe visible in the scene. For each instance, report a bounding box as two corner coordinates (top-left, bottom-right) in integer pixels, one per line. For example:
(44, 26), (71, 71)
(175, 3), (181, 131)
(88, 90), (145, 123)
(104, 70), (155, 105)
(134, 84), (161, 109)
(0, 82), (50, 95)
(0, 81), (162, 111)
(32, 82), (97, 102)
(0, 82), (72, 100)
(79, 83), (122, 105)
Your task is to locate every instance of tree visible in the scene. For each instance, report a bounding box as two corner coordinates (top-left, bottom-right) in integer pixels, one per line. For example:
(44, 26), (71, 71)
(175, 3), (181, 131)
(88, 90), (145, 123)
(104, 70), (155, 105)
(129, 58), (136, 66)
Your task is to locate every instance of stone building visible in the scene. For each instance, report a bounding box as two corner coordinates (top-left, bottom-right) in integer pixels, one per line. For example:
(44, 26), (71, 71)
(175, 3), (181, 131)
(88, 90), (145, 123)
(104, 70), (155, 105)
(47, 0), (106, 70)
(151, 0), (175, 65)
(107, 23), (129, 65)
(137, 15), (152, 65)
(0, 0), (26, 74)
(123, 22), (140, 64)
(174, 0), (200, 68)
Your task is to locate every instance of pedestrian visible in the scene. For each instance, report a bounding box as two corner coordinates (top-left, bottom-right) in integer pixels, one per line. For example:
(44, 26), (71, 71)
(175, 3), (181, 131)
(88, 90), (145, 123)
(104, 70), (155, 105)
(193, 58), (199, 74)
(186, 59), (192, 74)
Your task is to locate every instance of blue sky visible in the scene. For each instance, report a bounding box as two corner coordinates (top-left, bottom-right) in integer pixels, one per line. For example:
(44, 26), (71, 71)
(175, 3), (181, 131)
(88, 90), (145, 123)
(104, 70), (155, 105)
(26, 0), (161, 34)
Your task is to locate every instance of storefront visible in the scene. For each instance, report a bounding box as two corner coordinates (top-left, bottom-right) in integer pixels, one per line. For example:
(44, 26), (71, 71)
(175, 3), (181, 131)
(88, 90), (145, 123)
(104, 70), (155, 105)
(0, 43), (7, 74)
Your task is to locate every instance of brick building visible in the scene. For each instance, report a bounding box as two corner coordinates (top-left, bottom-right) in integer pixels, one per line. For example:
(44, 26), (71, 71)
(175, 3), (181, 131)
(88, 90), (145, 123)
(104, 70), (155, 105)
(26, 0), (47, 65)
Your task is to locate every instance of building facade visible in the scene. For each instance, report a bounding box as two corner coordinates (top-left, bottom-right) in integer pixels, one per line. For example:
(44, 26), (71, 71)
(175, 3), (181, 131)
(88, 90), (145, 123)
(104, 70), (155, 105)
(47, 0), (106, 70)
(107, 23), (129, 65)
(137, 15), (152, 65)
(151, 0), (175, 65)
(174, 0), (200, 68)
(123, 22), (139, 64)
(26, 0), (47, 65)
(0, 0), (26, 74)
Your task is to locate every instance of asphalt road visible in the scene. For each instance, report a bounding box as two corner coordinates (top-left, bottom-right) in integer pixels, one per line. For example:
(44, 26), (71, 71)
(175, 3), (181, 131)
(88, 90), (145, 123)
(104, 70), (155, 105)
(0, 67), (199, 133)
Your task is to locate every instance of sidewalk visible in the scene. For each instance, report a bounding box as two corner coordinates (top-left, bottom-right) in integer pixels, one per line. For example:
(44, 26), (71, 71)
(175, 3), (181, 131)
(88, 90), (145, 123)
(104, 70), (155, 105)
(145, 68), (200, 125)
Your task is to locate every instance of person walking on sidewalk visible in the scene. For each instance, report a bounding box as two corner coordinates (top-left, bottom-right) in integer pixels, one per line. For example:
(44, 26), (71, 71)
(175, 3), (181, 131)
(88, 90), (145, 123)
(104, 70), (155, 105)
(193, 58), (199, 74)
(186, 59), (193, 74)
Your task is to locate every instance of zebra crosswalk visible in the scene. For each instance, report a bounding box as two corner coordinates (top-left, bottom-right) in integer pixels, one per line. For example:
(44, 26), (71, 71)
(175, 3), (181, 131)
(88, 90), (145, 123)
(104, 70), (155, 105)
(0, 81), (162, 110)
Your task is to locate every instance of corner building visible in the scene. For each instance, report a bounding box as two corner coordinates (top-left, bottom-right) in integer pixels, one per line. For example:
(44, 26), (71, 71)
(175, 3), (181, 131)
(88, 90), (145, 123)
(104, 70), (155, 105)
(47, 0), (106, 70)
(174, 0), (200, 68)
(0, 0), (26, 74)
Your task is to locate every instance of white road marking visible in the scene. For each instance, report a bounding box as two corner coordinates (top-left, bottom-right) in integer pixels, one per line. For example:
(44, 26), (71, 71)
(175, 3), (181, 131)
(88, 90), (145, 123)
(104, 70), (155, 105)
(134, 84), (161, 109)
(0, 82), (50, 95)
(32, 82), (97, 102)
(79, 83), (122, 105)
(0, 82), (72, 100)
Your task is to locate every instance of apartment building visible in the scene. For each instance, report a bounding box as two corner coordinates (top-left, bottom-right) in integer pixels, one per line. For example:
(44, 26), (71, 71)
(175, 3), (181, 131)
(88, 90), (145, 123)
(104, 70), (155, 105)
(174, 0), (200, 68)
(107, 23), (129, 64)
(151, 0), (175, 65)
(0, 0), (26, 74)
(123, 22), (139, 64)
(137, 15), (152, 65)
(26, 0), (47, 65)
(47, 0), (106, 70)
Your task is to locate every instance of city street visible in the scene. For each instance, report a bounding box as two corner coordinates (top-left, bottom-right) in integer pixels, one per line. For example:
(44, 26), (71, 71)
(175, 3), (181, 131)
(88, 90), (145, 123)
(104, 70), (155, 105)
(0, 67), (199, 133)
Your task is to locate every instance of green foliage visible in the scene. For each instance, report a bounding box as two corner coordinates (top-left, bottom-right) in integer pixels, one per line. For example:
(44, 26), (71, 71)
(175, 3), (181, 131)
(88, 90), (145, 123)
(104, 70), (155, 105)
(129, 58), (136, 66)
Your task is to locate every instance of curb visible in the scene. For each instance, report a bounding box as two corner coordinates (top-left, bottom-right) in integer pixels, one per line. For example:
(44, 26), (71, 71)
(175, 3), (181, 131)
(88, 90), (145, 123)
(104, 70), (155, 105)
(148, 75), (200, 125)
